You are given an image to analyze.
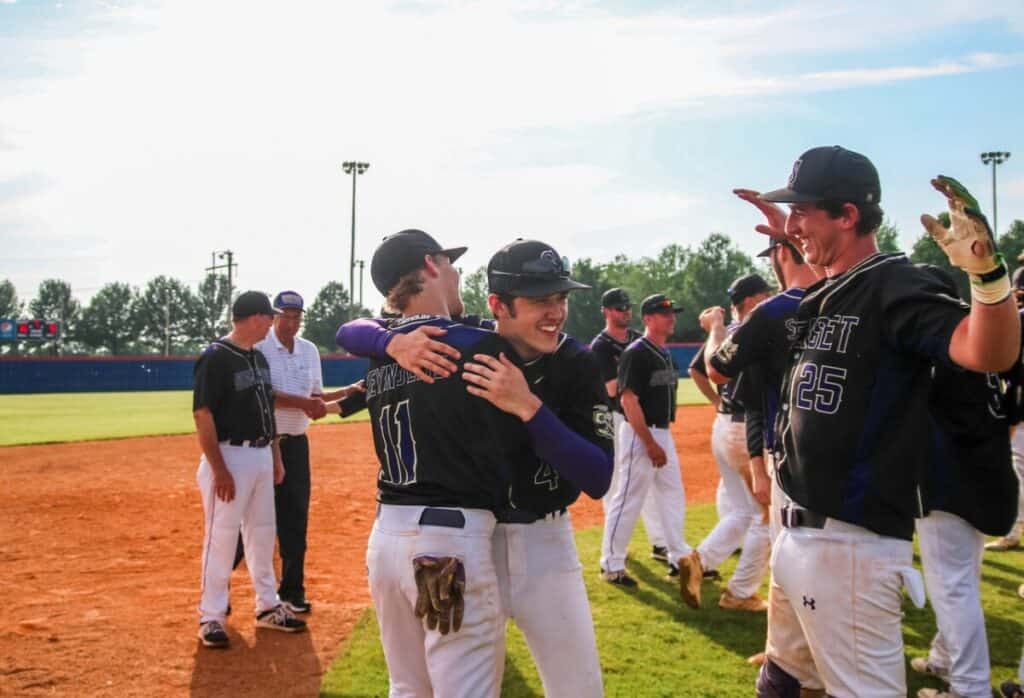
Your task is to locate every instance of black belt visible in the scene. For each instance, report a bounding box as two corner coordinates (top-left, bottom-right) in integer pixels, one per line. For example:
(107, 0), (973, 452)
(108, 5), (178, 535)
(718, 411), (745, 423)
(495, 507), (567, 524)
(418, 508), (467, 529)
(646, 423), (669, 430)
(780, 505), (827, 529)
(223, 438), (271, 448)
(279, 433), (306, 441)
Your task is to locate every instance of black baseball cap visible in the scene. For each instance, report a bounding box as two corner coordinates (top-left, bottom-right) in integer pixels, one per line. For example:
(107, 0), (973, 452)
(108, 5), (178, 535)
(487, 239), (590, 297)
(757, 237), (800, 258)
(640, 294), (684, 316)
(1012, 266), (1024, 290)
(761, 146), (881, 205)
(602, 288), (632, 309)
(232, 291), (280, 319)
(370, 229), (467, 295)
(273, 290), (304, 312)
(727, 273), (771, 305)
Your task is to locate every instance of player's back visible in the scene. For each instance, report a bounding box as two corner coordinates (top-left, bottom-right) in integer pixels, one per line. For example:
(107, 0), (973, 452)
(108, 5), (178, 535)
(366, 315), (521, 510)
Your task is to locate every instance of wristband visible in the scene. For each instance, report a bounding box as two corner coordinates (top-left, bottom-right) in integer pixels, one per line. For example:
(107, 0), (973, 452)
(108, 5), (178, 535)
(969, 259), (1012, 305)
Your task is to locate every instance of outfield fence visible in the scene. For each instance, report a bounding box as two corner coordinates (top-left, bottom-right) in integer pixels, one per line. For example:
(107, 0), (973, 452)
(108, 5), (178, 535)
(0, 344), (700, 394)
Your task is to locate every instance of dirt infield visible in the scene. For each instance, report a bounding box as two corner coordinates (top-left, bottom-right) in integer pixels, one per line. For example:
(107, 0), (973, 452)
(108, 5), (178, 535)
(0, 405), (719, 697)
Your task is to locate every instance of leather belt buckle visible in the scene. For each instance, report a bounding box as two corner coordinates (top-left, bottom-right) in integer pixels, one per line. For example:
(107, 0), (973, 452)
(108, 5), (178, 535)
(780, 505), (826, 529)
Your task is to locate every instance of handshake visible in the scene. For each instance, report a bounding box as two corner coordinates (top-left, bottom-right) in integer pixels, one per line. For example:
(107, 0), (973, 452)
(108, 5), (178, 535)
(302, 397), (329, 420)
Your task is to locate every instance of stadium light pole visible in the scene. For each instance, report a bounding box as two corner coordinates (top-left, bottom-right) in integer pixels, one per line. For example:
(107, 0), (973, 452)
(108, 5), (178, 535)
(342, 161), (370, 310)
(980, 151), (1011, 237)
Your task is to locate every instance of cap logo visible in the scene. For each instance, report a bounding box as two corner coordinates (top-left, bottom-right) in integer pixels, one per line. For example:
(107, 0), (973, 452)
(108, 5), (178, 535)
(788, 159), (803, 188)
(279, 293), (301, 306)
(539, 249), (561, 271)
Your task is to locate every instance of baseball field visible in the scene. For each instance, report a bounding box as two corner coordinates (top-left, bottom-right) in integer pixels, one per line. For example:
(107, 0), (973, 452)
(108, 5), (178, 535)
(1, 386), (1021, 697)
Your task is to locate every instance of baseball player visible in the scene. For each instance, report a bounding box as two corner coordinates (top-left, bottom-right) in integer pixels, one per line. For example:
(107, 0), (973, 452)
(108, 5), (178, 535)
(590, 288), (667, 563)
(353, 228), (527, 698)
(986, 266), (1024, 552)
(340, 239), (615, 697)
(678, 273), (772, 612)
(700, 213), (822, 688)
(760, 147), (1019, 697)
(912, 265), (1018, 698)
(600, 294), (693, 589)
(193, 291), (307, 649)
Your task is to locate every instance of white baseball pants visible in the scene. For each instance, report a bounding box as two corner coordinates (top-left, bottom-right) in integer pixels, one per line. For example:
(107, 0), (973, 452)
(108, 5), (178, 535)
(494, 513), (603, 698)
(765, 461), (823, 692)
(1012, 426), (1024, 534)
(772, 518), (925, 698)
(697, 414), (770, 598)
(600, 422), (691, 572)
(605, 413), (664, 548)
(197, 445), (279, 623)
(367, 504), (504, 698)
(916, 511), (991, 698)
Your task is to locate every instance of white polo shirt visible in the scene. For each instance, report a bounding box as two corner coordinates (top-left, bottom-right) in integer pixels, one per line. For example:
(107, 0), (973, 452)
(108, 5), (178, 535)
(256, 326), (324, 436)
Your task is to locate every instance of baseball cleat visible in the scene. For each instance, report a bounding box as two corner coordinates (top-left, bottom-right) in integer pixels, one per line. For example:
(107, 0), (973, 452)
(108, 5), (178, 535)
(197, 620), (230, 648)
(909, 657), (950, 682)
(985, 536), (1021, 551)
(601, 569), (638, 588)
(678, 550), (703, 609)
(282, 598), (312, 614)
(917, 690), (966, 698)
(651, 545), (669, 562)
(1001, 680), (1024, 698)
(256, 605), (308, 633)
(667, 564), (679, 578)
(718, 589), (768, 612)
(703, 568), (722, 582)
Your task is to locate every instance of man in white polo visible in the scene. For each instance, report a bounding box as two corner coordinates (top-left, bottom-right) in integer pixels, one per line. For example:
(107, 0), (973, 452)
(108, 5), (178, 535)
(249, 290), (363, 613)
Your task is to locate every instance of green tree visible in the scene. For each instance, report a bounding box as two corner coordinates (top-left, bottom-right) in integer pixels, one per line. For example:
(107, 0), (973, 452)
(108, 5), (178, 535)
(876, 218), (902, 253)
(0, 279), (21, 318)
(563, 257), (607, 342)
(460, 267), (490, 318)
(304, 281), (362, 353)
(136, 276), (200, 355)
(999, 219), (1024, 277)
(78, 282), (142, 355)
(678, 234), (757, 341)
(191, 273), (233, 343)
(28, 278), (81, 354)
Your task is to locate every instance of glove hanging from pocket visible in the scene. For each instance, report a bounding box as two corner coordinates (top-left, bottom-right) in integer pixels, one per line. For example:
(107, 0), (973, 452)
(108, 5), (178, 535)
(413, 555), (466, 635)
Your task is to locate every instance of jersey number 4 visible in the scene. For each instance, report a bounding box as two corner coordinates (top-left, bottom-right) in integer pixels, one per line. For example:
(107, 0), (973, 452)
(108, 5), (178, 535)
(377, 400), (418, 485)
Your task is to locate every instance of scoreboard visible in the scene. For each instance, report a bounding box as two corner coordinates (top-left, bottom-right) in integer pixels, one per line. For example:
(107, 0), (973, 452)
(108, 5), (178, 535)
(0, 319), (60, 342)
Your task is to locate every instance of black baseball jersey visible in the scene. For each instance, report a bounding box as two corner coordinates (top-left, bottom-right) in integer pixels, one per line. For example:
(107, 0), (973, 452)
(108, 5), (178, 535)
(366, 316), (522, 510)
(775, 253), (968, 540)
(590, 328), (643, 412)
(192, 338), (277, 442)
(922, 364), (1016, 536)
(1001, 308), (1024, 425)
(709, 288), (805, 453)
(690, 324), (744, 417)
(507, 334), (614, 514)
(618, 337), (678, 428)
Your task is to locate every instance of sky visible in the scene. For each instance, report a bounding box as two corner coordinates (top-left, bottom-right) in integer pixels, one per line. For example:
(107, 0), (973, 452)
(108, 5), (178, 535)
(1, 0), (1022, 315)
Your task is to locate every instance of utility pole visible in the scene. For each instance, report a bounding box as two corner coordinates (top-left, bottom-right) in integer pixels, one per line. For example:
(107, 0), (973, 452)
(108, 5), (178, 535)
(342, 161), (370, 311)
(164, 298), (171, 356)
(206, 250), (237, 332)
(980, 151), (1011, 237)
(356, 260), (365, 308)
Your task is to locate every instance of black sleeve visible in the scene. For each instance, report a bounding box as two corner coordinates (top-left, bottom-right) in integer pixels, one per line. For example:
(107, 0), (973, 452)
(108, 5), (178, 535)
(192, 348), (226, 412)
(708, 306), (773, 378)
(689, 342), (708, 377)
(741, 367), (766, 457)
(881, 265), (969, 366)
(591, 338), (618, 384)
(618, 345), (648, 395)
(562, 350), (614, 453)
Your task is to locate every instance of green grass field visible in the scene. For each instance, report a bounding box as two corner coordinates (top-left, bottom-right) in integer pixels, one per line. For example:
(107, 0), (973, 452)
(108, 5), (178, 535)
(0, 380), (710, 447)
(321, 508), (1024, 697)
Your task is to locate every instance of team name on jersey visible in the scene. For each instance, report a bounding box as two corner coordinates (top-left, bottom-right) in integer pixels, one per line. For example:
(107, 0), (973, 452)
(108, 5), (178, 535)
(794, 314), (860, 354)
(366, 363), (424, 399)
(232, 366), (272, 391)
(649, 367), (678, 387)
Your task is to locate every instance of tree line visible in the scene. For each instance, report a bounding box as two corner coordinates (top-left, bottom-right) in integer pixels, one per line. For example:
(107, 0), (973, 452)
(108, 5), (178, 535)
(3, 218), (1022, 356)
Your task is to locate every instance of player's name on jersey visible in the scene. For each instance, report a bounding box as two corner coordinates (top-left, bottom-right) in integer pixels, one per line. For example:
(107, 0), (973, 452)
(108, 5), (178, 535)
(366, 362), (437, 399)
(649, 368), (679, 387)
(794, 314), (860, 354)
